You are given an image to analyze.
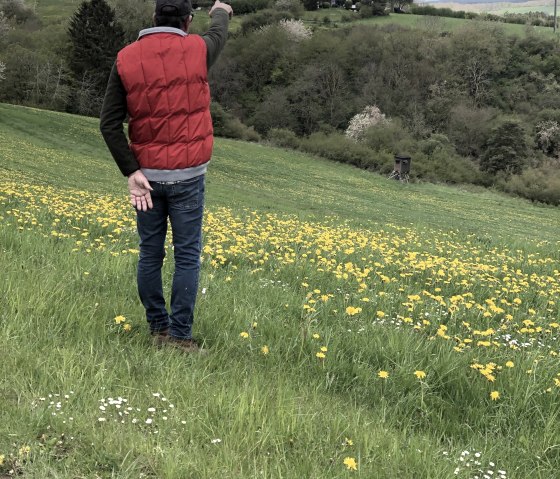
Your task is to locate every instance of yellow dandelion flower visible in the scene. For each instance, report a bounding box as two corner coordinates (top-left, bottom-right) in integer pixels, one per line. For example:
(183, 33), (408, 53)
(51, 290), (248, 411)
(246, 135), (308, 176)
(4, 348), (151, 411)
(346, 306), (362, 316)
(414, 370), (427, 379)
(240, 331), (249, 339)
(0, 455), (4, 466)
(343, 457), (358, 471)
(344, 437), (354, 446)
(252, 322), (258, 328)
(320, 346), (328, 352)
(378, 370), (389, 379)
(490, 391), (500, 401)
(123, 323), (132, 332)
(505, 361), (514, 368)
(18, 445), (30, 456)
(312, 333), (320, 339)
(261, 345), (269, 355)
(114, 315), (126, 324)
(316, 352), (326, 359)
(376, 311), (386, 318)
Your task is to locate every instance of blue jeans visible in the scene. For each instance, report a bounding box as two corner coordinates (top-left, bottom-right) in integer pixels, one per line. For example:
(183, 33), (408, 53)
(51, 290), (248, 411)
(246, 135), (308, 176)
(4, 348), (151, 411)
(135, 175), (205, 339)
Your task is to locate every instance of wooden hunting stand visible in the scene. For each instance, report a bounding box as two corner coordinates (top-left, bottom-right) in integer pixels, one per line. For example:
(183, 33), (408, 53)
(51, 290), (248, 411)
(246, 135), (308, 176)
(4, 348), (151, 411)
(388, 154), (411, 183)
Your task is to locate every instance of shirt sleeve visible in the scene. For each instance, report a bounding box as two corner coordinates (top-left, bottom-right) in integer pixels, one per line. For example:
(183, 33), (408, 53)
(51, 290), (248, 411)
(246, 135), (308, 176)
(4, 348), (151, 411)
(201, 8), (230, 69)
(99, 63), (140, 177)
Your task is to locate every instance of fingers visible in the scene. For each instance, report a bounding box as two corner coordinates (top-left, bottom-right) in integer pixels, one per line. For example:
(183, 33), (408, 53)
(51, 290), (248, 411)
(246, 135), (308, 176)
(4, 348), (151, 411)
(131, 193), (153, 211)
(146, 193), (153, 210)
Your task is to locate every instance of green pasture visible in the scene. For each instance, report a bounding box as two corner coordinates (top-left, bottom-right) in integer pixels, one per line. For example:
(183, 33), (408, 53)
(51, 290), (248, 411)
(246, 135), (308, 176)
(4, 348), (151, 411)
(303, 9), (558, 36)
(1, 103), (559, 478)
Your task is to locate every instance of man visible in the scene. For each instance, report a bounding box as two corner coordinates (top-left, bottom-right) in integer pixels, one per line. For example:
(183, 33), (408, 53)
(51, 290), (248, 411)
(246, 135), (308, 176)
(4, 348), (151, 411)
(100, 0), (233, 353)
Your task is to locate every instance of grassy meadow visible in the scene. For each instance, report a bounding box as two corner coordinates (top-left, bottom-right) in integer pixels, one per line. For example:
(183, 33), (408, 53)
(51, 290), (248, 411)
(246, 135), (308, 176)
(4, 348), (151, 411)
(302, 9), (558, 36)
(1, 103), (560, 478)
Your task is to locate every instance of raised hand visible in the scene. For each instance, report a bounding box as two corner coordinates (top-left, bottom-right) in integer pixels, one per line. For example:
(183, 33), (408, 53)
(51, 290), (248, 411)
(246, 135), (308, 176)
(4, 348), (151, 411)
(209, 1), (233, 18)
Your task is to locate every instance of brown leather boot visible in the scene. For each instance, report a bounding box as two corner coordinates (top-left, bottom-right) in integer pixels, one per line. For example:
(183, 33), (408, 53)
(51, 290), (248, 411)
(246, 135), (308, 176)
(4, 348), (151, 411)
(161, 336), (208, 355)
(150, 328), (169, 346)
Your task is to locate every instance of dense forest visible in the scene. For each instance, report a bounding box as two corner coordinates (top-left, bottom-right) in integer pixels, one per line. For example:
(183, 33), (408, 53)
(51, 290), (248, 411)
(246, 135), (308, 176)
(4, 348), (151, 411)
(1, 0), (560, 204)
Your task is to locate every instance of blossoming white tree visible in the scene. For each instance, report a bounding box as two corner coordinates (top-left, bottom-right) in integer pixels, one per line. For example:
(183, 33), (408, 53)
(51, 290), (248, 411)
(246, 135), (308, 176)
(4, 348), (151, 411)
(278, 19), (312, 42)
(536, 120), (560, 156)
(345, 105), (388, 141)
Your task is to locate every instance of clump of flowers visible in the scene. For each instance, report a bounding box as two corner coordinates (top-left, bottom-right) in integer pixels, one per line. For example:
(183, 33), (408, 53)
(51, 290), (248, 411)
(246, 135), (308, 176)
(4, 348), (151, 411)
(444, 449), (507, 479)
(345, 105), (388, 142)
(113, 315), (132, 332)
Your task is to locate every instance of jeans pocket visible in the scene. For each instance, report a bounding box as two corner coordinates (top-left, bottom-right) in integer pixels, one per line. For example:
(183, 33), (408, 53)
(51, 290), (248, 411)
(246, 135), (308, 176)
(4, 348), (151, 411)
(172, 177), (201, 211)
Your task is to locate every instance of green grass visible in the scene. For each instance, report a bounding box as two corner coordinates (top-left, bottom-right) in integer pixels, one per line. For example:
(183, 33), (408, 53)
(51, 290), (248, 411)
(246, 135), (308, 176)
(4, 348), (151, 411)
(1, 103), (560, 478)
(303, 10), (558, 36)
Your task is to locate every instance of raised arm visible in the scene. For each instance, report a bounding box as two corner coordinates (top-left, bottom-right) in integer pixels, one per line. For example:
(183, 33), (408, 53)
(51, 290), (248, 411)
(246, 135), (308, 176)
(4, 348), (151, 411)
(202, 1), (233, 69)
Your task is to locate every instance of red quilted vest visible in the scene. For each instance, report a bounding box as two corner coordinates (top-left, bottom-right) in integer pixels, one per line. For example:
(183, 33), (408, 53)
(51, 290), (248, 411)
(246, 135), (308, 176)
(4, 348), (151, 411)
(116, 33), (213, 170)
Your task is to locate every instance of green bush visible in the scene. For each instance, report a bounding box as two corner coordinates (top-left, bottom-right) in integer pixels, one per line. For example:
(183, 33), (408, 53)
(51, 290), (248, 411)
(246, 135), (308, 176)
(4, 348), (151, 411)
(267, 128), (301, 150)
(480, 120), (528, 176)
(230, 0), (272, 15)
(411, 149), (483, 185)
(362, 119), (413, 154)
(500, 165), (560, 205)
(240, 9), (294, 35)
(211, 102), (261, 142)
(299, 131), (381, 169)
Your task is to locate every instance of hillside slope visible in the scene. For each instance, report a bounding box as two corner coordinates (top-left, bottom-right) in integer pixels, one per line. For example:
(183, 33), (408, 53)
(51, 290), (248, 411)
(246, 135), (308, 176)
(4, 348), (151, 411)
(1, 104), (559, 478)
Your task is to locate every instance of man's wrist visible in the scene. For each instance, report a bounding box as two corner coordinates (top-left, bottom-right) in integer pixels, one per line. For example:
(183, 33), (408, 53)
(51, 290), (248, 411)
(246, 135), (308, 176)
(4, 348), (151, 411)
(210, 7), (229, 18)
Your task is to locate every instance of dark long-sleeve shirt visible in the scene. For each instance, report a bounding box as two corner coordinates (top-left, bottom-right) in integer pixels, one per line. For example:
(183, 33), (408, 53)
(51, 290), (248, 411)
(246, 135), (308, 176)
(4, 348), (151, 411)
(100, 10), (230, 177)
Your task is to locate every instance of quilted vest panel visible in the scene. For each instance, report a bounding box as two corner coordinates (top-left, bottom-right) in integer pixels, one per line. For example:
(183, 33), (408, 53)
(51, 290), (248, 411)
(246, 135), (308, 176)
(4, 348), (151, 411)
(116, 33), (213, 170)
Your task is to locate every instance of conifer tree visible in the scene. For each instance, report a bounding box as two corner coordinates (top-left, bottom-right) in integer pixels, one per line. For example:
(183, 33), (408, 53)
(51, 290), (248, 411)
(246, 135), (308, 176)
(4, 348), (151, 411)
(67, 0), (124, 96)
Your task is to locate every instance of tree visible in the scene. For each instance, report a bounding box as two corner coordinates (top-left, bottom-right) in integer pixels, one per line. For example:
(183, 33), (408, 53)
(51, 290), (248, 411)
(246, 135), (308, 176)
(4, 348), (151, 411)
(303, 0), (317, 11)
(67, 0), (124, 108)
(275, 0), (304, 16)
(371, 0), (388, 16)
(391, 0), (412, 11)
(112, 0), (152, 44)
(0, 61), (5, 82)
(0, 0), (36, 23)
(346, 105), (388, 141)
(480, 120), (528, 176)
(450, 26), (507, 104)
(0, 11), (9, 41)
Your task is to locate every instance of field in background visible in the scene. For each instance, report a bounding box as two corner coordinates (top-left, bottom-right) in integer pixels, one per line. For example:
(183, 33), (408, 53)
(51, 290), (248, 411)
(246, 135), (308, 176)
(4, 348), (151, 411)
(1, 104), (559, 478)
(420, 0), (556, 15)
(303, 9), (558, 35)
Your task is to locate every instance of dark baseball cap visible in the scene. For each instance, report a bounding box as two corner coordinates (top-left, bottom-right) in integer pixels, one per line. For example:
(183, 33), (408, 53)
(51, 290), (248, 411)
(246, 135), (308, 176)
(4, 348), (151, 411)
(155, 0), (192, 16)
